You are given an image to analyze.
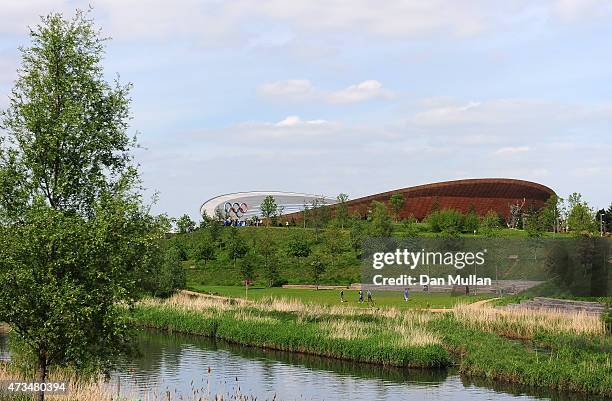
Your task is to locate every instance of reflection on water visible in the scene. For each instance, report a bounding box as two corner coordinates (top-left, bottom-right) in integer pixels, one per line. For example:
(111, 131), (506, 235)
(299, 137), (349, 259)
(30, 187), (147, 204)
(109, 330), (604, 401)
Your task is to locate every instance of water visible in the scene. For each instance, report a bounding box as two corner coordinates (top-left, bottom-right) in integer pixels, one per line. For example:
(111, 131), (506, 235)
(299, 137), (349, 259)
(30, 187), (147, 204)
(108, 330), (600, 401)
(0, 329), (602, 401)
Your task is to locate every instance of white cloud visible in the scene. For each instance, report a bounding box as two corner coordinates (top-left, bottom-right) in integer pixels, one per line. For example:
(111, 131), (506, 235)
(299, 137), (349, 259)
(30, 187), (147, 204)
(257, 80), (315, 101)
(258, 79), (394, 104)
(327, 80), (394, 103)
(275, 115), (328, 126)
(494, 146), (530, 155)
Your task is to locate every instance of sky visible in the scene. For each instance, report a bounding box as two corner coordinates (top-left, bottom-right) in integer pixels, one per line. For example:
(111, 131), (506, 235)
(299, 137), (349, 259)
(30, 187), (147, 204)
(0, 0), (611, 219)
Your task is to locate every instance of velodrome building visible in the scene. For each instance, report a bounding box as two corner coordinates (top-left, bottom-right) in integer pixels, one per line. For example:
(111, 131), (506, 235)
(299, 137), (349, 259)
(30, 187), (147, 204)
(200, 179), (555, 222)
(200, 191), (337, 221)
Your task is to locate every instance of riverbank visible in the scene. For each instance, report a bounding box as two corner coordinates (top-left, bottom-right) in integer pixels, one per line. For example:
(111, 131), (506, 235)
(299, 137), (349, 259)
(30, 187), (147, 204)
(131, 293), (611, 397)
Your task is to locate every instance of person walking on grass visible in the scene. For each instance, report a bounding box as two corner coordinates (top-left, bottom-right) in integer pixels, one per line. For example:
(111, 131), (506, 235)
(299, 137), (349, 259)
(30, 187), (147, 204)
(367, 290), (372, 303)
(403, 287), (409, 302)
(340, 290), (345, 303)
(359, 289), (364, 303)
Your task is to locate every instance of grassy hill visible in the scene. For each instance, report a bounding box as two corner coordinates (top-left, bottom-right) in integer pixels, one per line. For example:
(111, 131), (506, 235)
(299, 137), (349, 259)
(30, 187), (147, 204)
(170, 224), (569, 288)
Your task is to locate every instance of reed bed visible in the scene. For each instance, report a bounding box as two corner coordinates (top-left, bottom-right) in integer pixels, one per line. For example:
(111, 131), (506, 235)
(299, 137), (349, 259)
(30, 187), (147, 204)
(452, 302), (606, 339)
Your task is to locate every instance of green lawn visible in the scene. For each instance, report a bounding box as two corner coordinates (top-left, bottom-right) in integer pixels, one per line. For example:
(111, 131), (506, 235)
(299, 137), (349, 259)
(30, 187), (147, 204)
(186, 284), (492, 309)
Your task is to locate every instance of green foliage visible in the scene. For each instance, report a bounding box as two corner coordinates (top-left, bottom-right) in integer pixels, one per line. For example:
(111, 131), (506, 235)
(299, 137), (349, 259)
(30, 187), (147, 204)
(260, 195), (278, 225)
(0, 10), (178, 390)
(399, 217), (421, 237)
(524, 209), (544, 238)
(287, 234), (311, 256)
(480, 210), (501, 237)
(257, 234), (281, 286)
(239, 252), (256, 282)
(463, 211), (480, 233)
(389, 193), (406, 222)
(324, 226), (347, 267)
(143, 243), (186, 297)
(195, 234), (216, 265)
(176, 214), (196, 233)
(567, 192), (597, 234)
(348, 213), (366, 253)
(426, 209), (464, 235)
(540, 194), (563, 232)
(368, 201), (393, 237)
(226, 227), (248, 267)
(335, 193), (349, 228)
(310, 253), (327, 286)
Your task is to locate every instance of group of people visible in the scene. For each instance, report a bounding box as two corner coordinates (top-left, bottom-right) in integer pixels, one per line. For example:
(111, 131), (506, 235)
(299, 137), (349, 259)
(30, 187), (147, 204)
(339, 288), (412, 303)
(223, 218), (261, 227)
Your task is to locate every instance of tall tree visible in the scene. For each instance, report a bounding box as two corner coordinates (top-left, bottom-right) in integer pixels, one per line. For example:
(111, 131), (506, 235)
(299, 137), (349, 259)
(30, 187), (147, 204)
(540, 194), (563, 233)
(196, 234), (216, 265)
(335, 193), (349, 228)
(258, 234), (280, 286)
(324, 225), (346, 268)
(480, 210), (500, 237)
(227, 227), (248, 267)
(368, 201), (393, 237)
(567, 193), (596, 234)
(389, 193), (406, 222)
(287, 235), (311, 268)
(0, 11), (170, 399)
(310, 253), (326, 289)
(260, 195), (278, 227)
(176, 213), (196, 233)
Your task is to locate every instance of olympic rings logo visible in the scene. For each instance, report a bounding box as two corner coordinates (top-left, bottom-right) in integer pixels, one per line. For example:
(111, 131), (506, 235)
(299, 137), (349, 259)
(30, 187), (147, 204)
(224, 202), (248, 217)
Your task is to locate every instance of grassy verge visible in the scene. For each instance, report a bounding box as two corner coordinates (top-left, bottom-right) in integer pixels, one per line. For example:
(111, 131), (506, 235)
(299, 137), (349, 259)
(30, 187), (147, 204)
(131, 293), (611, 397)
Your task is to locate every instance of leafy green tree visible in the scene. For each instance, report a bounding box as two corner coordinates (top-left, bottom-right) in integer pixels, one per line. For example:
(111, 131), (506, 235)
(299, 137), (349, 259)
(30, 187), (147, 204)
(368, 201), (393, 237)
(240, 252), (256, 283)
(176, 213), (196, 233)
(540, 195), (563, 233)
(348, 212), (366, 253)
(463, 210), (480, 233)
(143, 244), (186, 297)
(287, 235), (311, 268)
(196, 235), (216, 265)
(310, 197), (330, 240)
(480, 210), (501, 237)
(426, 209), (463, 235)
(389, 193), (406, 222)
(227, 227), (248, 267)
(310, 253), (327, 288)
(260, 195), (278, 226)
(335, 193), (349, 228)
(258, 235), (280, 286)
(596, 204), (612, 234)
(525, 208), (544, 238)
(0, 11), (171, 398)
(324, 226), (346, 267)
(567, 193), (596, 234)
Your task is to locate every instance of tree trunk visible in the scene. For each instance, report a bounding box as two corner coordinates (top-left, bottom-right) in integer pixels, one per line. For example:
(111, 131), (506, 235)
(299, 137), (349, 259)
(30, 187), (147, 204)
(37, 354), (47, 401)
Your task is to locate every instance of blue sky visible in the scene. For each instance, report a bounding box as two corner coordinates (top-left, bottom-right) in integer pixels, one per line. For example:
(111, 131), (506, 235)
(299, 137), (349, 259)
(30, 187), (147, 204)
(1, 1), (611, 219)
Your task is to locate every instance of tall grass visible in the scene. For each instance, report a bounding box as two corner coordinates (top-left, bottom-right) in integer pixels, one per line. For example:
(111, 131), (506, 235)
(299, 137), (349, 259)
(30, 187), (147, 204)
(452, 302), (605, 339)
